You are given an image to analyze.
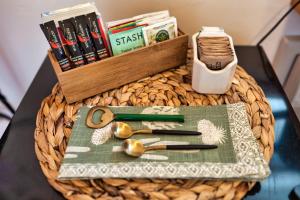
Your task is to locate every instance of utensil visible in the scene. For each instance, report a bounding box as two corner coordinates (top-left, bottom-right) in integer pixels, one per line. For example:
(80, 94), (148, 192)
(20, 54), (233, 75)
(86, 106), (184, 129)
(122, 139), (218, 157)
(112, 122), (201, 139)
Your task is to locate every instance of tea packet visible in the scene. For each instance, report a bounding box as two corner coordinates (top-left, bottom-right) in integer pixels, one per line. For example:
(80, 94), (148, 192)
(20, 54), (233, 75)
(197, 35), (234, 70)
(86, 12), (110, 59)
(107, 10), (169, 29)
(73, 15), (97, 63)
(142, 17), (178, 46)
(200, 55), (233, 70)
(58, 19), (85, 67)
(108, 26), (145, 56)
(107, 10), (172, 55)
(41, 2), (110, 66)
(40, 21), (71, 71)
(136, 12), (170, 26)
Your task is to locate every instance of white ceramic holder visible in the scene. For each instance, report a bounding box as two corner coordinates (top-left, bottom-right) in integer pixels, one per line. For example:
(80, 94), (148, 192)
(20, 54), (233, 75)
(192, 27), (238, 94)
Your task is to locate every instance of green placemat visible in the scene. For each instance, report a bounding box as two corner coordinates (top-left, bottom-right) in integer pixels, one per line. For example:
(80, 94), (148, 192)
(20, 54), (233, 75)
(58, 103), (270, 180)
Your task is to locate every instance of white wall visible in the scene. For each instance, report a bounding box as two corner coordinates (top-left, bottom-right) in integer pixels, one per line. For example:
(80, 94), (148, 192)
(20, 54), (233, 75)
(0, 0), (86, 108)
(261, 10), (300, 66)
(0, 0), (292, 109)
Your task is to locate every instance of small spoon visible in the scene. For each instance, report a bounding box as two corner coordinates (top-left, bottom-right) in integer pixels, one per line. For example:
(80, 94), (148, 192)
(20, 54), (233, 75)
(112, 122), (201, 139)
(122, 139), (218, 157)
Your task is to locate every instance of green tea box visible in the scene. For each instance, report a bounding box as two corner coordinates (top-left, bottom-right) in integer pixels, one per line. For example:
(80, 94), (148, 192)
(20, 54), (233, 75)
(108, 26), (145, 56)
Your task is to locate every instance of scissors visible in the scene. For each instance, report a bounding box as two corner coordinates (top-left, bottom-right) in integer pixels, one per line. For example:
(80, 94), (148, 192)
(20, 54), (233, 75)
(86, 106), (184, 129)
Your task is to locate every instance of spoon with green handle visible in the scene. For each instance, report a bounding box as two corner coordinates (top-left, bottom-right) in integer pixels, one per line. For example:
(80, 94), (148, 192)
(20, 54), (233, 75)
(112, 122), (201, 139)
(122, 139), (218, 157)
(86, 106), (184, 129)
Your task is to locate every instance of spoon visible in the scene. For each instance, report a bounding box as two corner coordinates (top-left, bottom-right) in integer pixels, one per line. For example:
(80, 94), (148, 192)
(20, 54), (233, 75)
(112, 122), (201, 139)
(122, 139), (218, 157)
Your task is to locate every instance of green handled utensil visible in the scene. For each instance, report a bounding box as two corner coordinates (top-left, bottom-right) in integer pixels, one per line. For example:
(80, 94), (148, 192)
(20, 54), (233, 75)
(86, 106), (184, 129)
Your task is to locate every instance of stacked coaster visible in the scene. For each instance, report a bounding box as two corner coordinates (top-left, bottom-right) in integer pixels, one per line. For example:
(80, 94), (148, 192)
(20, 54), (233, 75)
(197, 36), (234, 70)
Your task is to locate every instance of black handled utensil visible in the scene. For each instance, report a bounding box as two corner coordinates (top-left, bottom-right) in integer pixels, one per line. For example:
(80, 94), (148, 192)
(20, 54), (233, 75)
(112, 122), (201, 139)
(123, 139), (217, 157)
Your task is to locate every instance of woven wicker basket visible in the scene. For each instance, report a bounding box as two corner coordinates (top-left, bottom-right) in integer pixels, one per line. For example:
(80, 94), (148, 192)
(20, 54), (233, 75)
(34, 48), (275, 200)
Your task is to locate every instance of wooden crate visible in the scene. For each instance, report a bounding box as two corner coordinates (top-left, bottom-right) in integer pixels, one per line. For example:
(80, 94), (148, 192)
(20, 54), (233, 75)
(48, 32), (189, 103)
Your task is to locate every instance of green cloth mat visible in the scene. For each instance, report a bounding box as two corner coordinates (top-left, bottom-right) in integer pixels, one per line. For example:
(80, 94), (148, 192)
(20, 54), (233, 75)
(58, 103), (270, 180)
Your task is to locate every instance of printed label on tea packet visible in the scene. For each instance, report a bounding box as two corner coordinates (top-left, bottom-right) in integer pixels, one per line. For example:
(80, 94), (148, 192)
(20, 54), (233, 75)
(198, 36), (233, 70)
(143, 17), (177, 46)
(108, 26), (145, 56)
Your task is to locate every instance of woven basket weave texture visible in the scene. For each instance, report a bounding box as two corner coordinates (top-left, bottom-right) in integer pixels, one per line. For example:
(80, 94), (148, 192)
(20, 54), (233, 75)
(34, 49), (275, 200)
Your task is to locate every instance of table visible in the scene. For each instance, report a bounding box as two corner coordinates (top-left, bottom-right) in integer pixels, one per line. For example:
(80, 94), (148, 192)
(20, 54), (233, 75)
(1, 46), (300, 200)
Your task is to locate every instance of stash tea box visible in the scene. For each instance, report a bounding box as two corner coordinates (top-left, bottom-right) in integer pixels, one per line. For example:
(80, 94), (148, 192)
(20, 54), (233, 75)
(48, 31), (188, 103)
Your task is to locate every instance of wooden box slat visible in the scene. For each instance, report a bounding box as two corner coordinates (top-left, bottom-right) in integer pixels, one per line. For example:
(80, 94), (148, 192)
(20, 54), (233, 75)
(48, 33), (189, 103)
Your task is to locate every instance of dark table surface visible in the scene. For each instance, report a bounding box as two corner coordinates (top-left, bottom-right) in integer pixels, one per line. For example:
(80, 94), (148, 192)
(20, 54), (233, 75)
(1, 46), (300, 200)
